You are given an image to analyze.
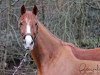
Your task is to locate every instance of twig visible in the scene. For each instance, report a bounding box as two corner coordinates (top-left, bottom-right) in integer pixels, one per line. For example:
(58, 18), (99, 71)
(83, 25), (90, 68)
(86, 2), (100, 10)
(11, 0), (20, 6)
(8, 24), (22, 48)
(12, 51), (29, 75)
(0, 7), (7, 13)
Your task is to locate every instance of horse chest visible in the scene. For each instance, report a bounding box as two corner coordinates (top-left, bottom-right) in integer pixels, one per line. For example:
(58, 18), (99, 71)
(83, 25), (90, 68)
(38, 56), (77, 75)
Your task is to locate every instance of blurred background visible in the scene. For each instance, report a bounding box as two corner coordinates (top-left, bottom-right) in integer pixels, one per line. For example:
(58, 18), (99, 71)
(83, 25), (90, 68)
(0, 0), (100, 75)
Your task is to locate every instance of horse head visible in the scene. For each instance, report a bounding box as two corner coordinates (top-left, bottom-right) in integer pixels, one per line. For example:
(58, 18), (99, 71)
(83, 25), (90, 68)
(19, 5), (38, 50)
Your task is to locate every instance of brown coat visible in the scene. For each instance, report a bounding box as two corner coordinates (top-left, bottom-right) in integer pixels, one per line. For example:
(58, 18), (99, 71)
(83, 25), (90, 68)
(19, 5), (100, 75)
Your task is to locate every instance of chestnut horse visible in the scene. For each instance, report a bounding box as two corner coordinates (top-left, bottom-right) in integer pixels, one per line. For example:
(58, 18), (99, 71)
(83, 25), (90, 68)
(19, 5), (100, 75)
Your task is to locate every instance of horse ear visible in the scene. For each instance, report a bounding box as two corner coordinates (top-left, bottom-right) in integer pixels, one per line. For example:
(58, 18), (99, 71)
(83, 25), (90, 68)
(32, 5), (38, 15)
(21, 5), (26, 15)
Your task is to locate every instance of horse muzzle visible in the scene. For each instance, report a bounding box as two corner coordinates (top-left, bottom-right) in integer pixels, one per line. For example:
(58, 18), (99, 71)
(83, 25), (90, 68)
(23, 34), (34, 50)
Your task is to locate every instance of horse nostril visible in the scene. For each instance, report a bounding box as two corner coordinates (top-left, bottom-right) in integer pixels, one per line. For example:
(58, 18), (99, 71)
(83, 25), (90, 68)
(30, 41), (33, 45)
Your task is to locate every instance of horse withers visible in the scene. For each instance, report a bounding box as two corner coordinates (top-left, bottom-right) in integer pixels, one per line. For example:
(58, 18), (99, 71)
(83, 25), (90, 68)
(19, 5), (100, 75)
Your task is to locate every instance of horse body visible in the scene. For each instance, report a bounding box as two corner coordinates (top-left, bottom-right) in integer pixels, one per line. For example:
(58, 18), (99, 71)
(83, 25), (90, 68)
(31, 23), (100, 75)
(19, 5), (100, 75)
(69, 44), (100, 60)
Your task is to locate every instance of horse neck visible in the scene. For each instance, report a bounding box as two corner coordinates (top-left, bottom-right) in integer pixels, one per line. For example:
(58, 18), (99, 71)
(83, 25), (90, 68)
(31, 20), (62, 71)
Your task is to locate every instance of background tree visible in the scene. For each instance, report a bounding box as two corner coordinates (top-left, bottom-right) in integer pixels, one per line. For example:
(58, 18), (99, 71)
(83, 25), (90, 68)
(0, 0), (100, 75)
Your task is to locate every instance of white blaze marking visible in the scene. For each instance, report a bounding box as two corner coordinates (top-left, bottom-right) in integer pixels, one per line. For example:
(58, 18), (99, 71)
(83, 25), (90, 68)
(26, 18), (31, 34)
(23, 18), (34, 50)
(26, 24), (31, 33)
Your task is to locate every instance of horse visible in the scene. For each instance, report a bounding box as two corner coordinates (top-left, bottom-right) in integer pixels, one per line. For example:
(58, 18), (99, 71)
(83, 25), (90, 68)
(19, 5), (100, 75)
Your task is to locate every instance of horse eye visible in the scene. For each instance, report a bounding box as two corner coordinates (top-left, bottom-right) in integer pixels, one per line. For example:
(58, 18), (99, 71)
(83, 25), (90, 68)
(20, 23), (23, 27)
(30, 41), (33, 45)
(35, 23), (37, 26)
